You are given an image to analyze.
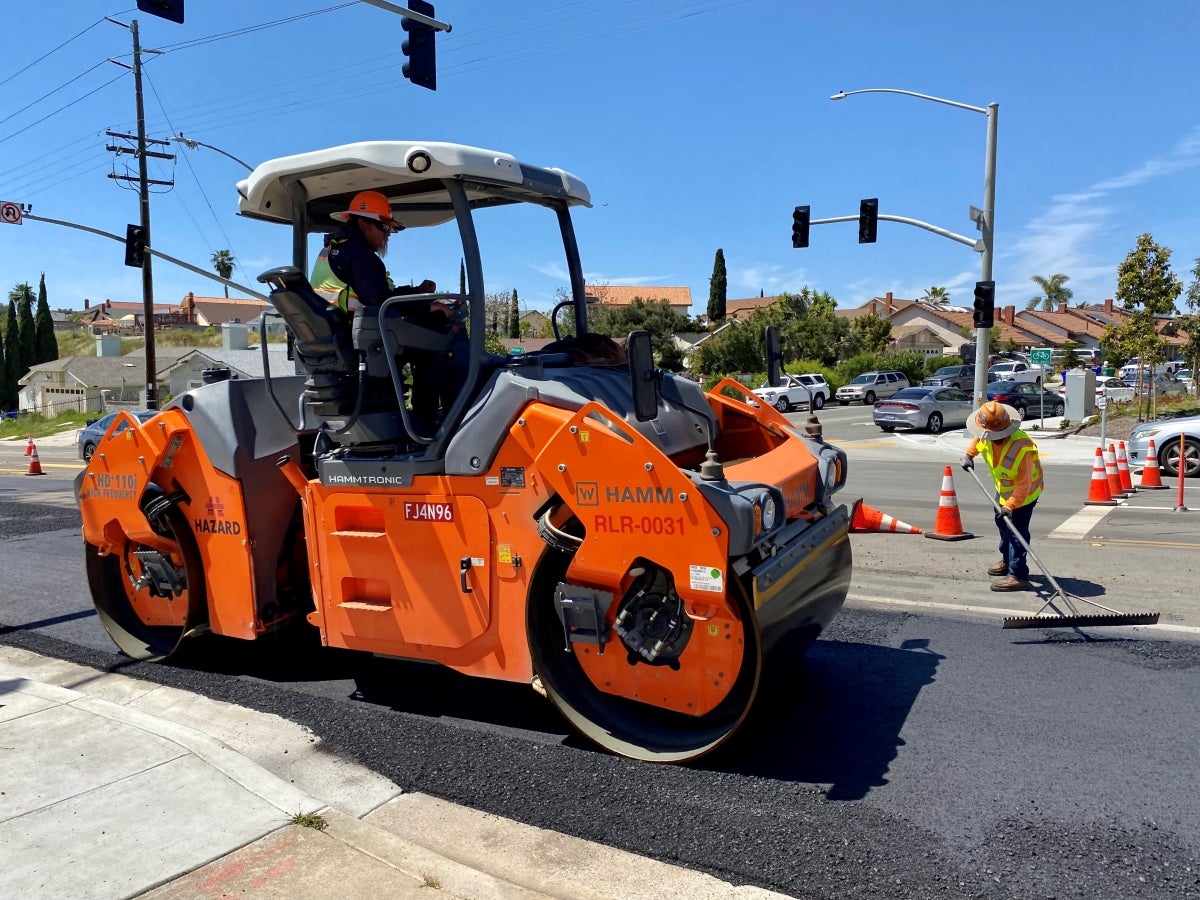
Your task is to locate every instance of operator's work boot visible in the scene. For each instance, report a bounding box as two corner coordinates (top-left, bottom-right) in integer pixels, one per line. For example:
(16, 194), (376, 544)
(987, 560), (1009, 577)
(990, 575), (1031, 592)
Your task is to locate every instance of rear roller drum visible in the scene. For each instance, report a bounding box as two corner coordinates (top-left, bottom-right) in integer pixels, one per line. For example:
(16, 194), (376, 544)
(528, 550), (761, 763)
(85, 502), (206, 661)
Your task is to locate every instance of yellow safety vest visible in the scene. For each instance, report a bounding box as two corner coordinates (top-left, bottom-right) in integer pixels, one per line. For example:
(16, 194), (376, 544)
(976, 430), (1043, 507)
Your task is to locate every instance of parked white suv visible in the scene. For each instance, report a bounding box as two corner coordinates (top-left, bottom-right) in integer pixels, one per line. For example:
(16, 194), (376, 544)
(835, 370), (910, 405)
(753, 373), (830, 411)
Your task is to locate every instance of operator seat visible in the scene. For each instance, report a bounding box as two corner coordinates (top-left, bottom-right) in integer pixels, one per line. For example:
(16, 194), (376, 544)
(258, 266), (359, 417)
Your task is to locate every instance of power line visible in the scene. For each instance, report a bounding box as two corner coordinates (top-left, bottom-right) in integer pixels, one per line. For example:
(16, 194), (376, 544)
(0, 18), (106, 88)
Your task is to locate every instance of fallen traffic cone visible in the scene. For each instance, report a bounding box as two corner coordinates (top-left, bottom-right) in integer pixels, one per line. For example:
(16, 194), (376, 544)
(1115, 441), (1136, 495)
(1084, 447), (1117, 506)
(851, 498), (922, 534)
(26, 443), (44, 476)
(1138, 439), (1168, 489)
(1104, 444), (1126, 498)
(925, 465), (974, 541)
(24, 434), (33, 457)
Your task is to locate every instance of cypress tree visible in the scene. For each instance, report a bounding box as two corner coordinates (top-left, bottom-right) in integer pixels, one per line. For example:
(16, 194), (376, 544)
(459, 258), (466, 294)
(18, 286), (36, 373)
(707, 248), (727, 323)
(4, 300), (21, 410)
(508, 290), (520, 338)
(34, 272), (58, 364)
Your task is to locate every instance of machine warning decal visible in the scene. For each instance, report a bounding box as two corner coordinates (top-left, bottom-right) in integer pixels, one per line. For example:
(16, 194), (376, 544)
(500, 467), (525, 488)
(486, 476), (500, 486)
(195, 495), (242, 535)
(404, 501), (454, 521)
(689, 565), (724, 593)
(497, 544), (512, 563)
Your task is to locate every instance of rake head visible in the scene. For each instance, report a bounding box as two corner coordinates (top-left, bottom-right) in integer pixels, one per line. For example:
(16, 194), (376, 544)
(1002, 611), (1161, 630)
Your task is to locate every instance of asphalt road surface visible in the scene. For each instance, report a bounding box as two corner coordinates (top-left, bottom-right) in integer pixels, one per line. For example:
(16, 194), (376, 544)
(2, 462), (1199, 899)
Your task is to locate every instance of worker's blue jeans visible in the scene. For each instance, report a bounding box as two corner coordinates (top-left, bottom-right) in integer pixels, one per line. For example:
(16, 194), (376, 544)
(995, 500), (1036, 581)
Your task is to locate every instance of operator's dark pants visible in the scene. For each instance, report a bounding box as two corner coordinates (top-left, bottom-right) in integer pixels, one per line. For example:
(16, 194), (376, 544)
(407, 315), (469, 435)
(995, 499), (1036, 581)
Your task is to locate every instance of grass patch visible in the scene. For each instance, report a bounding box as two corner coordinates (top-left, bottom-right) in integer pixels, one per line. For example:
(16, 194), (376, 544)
(290, 811), (328, 831)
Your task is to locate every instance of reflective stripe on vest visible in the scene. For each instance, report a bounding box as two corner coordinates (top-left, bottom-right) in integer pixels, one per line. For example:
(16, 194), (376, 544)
(976, 431), (1043, 506)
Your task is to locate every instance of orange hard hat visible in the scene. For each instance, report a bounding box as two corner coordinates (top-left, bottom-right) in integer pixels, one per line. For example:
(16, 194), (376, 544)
(330, 190), (401, 230)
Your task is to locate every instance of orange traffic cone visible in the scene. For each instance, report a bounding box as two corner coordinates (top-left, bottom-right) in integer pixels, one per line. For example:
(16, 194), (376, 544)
(1138, 439), (1168, 489)
(1104, 444), (1126, 498)
(24, 434), (33, 457)
(850, 499), (922, 534)
(925, 465), (974, 541)
(26, 443), (44, 476)
(1084, 447), (1117, 506)
(1115, 441), (1135, 495)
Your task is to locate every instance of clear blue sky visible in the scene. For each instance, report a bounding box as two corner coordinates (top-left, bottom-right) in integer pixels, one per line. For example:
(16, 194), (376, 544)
(3, 1), (1198, 318)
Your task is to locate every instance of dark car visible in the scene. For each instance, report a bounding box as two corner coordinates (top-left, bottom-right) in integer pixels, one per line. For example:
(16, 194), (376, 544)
(985, 381), (1064, 419)
(922, 365), (975, 390)
(77, 409), (157, 462)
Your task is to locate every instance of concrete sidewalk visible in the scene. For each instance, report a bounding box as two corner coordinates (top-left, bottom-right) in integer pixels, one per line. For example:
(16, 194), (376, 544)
(0, 647), (782, 900)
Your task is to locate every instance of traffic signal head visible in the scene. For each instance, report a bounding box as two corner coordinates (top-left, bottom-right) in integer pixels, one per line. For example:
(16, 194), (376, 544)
(136, 0), (185, 23)
(124, 224), (147, 268)
(973, 280), (996, 328)
(401, 0), (437, 91)
(792, 205), (810, 249)
(858, 198), (878, 244)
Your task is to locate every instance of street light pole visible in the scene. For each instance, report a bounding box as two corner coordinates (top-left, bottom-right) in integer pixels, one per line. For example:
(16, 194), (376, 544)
(831, 88), (998, 407)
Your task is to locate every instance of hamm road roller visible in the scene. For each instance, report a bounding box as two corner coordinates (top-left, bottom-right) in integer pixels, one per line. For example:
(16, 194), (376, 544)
(77, 141), (853, 761)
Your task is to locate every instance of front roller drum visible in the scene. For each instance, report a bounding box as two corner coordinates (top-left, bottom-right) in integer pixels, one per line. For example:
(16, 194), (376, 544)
(86, 503), (207, 661)
(529, 559), (761, 763)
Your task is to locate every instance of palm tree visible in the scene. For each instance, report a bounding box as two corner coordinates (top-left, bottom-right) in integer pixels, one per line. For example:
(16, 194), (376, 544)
(211, 249), (235, 299)
(920, 286), (950, 306)
(1027, 273), (1072, 312)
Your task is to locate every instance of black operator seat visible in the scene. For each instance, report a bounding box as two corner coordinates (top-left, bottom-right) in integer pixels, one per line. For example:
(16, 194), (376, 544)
(257, 266), (358, 416)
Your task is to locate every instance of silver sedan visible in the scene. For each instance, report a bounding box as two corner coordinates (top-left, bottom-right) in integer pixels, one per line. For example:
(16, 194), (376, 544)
(872, 386), (974, 434)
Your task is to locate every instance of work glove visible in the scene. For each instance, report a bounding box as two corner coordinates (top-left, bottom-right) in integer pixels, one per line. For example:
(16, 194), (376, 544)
(998, 505), (1013, 519)
(960, 455), (974, 471)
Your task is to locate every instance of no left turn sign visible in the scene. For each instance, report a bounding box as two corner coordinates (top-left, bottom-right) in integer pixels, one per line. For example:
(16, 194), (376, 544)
(0, 201), (22, 225)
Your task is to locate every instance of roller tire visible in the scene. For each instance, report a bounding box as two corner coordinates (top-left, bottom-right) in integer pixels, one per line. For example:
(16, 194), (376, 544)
(86, 502), (206, 661)
(527, 544), (760, 763)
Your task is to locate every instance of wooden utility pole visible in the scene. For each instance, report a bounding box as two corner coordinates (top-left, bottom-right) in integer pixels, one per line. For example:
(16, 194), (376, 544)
(106, 18), (174, 409)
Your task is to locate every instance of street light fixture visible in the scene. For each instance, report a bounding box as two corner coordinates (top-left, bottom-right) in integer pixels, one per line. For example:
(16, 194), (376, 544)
(831, 87), (999, 407)
(169, 133), (254, 173)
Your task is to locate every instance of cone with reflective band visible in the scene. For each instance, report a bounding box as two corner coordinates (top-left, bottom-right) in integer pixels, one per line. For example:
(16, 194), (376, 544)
(24, 434), (33, 457)
(1084, 447), (1117, 505)
(1104, 444), (1125, 498)
(925, 465), (973, 541)
(25, 444), (43, 476)
(1138, 439), (1168, 489)
(1115, 441), (1135, 494)
(851, 499), (922, 534)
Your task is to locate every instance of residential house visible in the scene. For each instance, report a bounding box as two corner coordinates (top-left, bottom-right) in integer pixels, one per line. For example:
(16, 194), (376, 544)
(585, 285), (693, 318)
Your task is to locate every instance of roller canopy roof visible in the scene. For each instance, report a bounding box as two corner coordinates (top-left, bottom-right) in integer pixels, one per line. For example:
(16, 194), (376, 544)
(237, 140), (592, 231)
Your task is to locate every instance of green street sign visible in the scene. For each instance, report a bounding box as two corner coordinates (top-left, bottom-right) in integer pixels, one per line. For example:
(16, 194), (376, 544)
(1030, 348), (1052, 366)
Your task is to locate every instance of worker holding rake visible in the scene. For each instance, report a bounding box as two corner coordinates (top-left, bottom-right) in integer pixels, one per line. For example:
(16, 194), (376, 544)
(960, 401), (1043, 592)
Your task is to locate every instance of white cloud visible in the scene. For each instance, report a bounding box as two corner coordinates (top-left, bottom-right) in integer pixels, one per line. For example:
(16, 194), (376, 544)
(528, 260), (669, 286)
(731, 263), (810, 297)
(1006, 125), (1200, 305)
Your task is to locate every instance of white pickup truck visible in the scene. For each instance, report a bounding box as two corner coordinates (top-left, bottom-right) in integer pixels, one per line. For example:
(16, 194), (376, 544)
(752, 373), (830, 411)
(987, 360), (1046, 386)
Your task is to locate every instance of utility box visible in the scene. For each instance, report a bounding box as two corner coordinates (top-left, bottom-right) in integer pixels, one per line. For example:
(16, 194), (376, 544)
(1064, 368), (1096, 421)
